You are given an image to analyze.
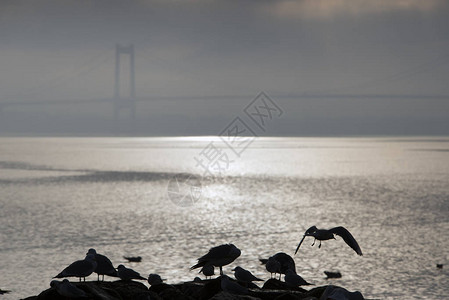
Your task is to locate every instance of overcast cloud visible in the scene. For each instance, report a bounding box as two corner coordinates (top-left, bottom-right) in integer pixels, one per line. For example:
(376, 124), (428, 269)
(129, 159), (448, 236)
(1, 0), (448, 135)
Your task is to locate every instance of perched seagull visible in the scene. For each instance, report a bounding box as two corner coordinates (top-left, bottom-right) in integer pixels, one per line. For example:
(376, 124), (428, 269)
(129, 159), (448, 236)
(295, 226), (363, 256)
(265, 256), (281, 279)
(191, 244), (241, 275)
(86, 248), (117, 281)
(147, 273), (165, 286)
(54, 254), (97, 281)
(50, 279), (88, 298)
(232, 266), (263, 284)
(117, 265), (146, 281)
(220, 275), (249, 295)
(260, 252), (296, 279)
(284, 269), (312, 287)
(199, 264), (215, 279)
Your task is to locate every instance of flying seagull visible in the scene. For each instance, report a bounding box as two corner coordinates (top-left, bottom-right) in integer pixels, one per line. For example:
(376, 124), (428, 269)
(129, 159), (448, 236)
(117, 265), (146, 281)
(295, 226), (363, 256)
(54, 254), (97, 281)
(191, 244), (241, 275)
(86, 248), (117, 281)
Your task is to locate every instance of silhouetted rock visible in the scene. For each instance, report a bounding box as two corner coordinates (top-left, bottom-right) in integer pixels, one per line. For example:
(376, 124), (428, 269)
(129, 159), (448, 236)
(25, 279), (363, 300)
(262, 279), (307, 292)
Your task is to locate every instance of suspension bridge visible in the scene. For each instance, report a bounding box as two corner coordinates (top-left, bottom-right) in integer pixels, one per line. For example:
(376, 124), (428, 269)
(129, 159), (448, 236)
(0, 44), (448, 123)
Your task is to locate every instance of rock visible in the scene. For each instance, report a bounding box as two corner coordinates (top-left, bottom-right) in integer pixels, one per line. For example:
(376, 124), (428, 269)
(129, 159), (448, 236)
(27, 279), (364, 300)
(262, 279), (307, 293)
(319, 285), (364, 300)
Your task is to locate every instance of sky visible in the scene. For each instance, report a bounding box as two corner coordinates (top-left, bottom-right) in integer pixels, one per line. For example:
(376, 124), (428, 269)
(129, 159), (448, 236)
(0, 0), (449, 136)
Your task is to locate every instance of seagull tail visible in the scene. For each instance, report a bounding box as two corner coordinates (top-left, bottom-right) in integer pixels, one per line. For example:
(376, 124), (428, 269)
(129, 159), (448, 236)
(190, 261), (206, 271)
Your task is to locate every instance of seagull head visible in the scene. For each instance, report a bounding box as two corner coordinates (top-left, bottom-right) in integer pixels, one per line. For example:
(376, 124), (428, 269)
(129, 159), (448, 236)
(86, 248), (97, 255)
(305, 226), (318, 235)
(229, 244), (241, 258)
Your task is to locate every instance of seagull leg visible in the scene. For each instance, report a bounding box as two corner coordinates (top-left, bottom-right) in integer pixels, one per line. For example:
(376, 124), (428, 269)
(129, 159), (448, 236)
(97, 274), (100, 281)
(220, 266), (223, 275)
(318, 241), (322, 248)
(311, 238), (316, 246)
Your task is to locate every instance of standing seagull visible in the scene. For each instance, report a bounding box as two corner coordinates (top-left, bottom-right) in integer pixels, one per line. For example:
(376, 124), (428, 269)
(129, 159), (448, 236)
(54, 254), (97, 281)
(117, 265), (146, 281)
(284, 269), (312, 287)
(232, 266), (263, 285)
(191, 244), (241, 275)
(260, 252), (296, 279)
(295, 226), (363, 256)
(264, 256), (281, 279)
(50, 279), (88, 298)
(199, 264), (215, 279)
(86, 248), (117, 281)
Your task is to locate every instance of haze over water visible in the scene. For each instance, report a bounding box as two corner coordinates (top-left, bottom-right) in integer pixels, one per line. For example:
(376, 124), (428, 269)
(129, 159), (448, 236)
(0, 137), (448, 299)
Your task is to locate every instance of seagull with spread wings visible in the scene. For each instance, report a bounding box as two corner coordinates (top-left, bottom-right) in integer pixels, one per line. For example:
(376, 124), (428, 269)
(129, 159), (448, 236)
(295, 226), (363, 256)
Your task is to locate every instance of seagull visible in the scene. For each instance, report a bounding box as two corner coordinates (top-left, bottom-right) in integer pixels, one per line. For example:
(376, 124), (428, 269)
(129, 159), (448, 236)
(50, 279), (88, 298)
(199, 264), (215, 279)
(232, 266), (263, 284)
(191, 244), (241, 275)
(148, 273), (165, 286)
(295, 226), (363, 256)
(260, 252), (296, 279)
(86, 248), (117, 281)
(0, 288), (11, 295)
(265, 256), (281, 279)
(54, 254), (97, 281)
(220, 275), (249, 295)
(324, 271), (342, 279)
(123, 256), (142, 263)
(117, 265), (146, 281)
(284, 269), (312, 287)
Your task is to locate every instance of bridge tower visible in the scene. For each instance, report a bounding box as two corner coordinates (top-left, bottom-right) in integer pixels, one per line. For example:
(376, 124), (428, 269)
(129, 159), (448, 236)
(114, 44), (136, 120)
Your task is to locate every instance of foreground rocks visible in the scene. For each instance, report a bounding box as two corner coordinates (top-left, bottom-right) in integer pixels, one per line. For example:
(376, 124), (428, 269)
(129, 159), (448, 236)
(22, 278), (364, 300)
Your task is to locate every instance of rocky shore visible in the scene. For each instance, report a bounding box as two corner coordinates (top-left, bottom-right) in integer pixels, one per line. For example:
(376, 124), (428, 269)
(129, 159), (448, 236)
(23, 278), (364, 300)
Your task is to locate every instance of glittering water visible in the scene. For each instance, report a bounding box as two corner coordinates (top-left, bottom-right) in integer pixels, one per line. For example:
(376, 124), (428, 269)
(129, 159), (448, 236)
(0, 137), (448, 299)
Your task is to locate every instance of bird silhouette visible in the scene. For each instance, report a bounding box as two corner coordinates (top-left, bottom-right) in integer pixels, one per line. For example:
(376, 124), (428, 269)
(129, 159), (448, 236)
(232, 266), (263, 284)
(295, 226), (362, 256)
(117, 265), (146, 281)
(191, 244), (241, 275)
(86, 248), (117, 281)
(54, 254), (97, 281)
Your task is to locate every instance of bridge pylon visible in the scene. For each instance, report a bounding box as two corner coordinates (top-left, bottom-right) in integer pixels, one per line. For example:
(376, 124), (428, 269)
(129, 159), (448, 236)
(114, 44), (136, 121)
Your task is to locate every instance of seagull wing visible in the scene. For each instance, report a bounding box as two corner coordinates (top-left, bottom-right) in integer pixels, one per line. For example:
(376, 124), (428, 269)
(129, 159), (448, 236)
(294, 235), (306, 255)
(329, 226), (363, 255)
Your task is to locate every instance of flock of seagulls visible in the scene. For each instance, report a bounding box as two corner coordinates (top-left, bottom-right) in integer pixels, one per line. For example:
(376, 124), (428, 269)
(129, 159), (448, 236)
(18, 225), (362, 298)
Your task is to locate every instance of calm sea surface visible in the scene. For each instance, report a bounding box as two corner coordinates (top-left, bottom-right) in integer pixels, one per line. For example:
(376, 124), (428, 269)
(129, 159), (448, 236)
(0, 137), (448, 299)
